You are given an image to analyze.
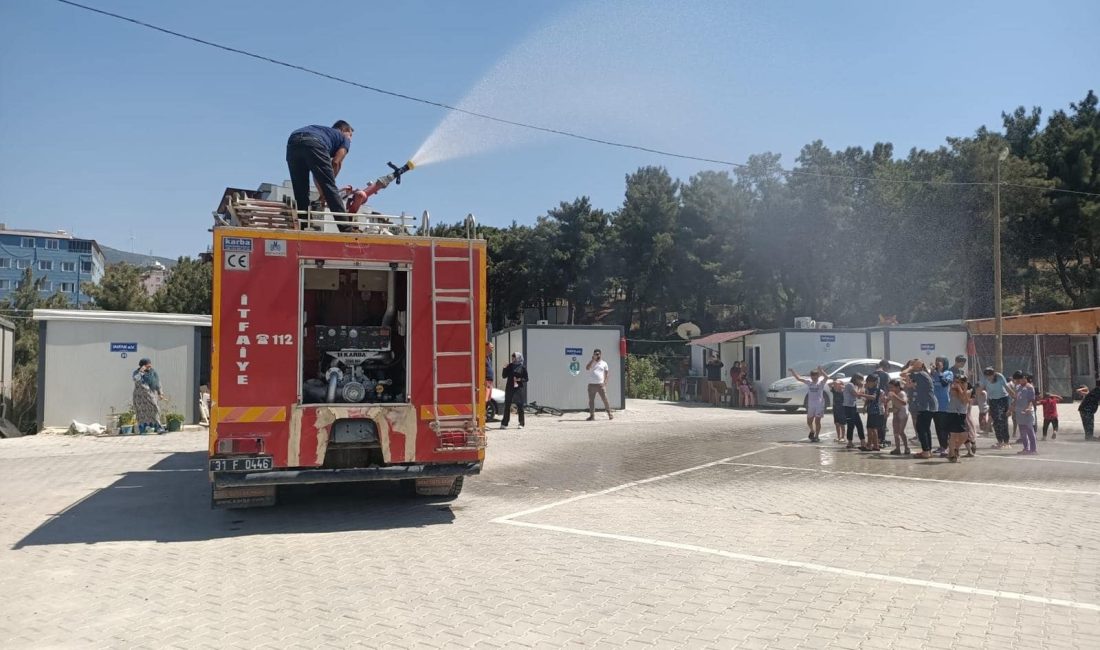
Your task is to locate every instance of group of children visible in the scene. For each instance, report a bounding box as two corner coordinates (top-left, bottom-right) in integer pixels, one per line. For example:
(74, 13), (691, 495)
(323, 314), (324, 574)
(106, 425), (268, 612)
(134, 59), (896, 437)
(789, 358), (1100, 462)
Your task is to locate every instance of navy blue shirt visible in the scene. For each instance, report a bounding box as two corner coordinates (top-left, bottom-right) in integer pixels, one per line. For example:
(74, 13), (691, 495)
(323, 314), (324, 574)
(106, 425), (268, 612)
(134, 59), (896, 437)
(291, 125), (351, 157)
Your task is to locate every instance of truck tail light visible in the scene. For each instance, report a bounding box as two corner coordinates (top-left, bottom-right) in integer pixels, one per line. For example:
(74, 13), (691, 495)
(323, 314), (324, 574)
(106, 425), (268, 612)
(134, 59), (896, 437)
(216, 437), (265, 454)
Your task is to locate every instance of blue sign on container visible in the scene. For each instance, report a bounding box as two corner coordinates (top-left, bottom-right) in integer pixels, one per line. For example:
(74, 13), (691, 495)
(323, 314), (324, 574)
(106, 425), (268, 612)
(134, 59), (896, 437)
(819, 335), (836, 343)
(920, 343), (936, 351)
(111, 342), (138, 352)
(565, 347), (583, 356)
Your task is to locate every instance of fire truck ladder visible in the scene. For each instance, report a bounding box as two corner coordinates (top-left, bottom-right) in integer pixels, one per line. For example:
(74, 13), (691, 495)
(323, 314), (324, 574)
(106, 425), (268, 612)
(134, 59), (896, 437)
(429, 214), (483, 449)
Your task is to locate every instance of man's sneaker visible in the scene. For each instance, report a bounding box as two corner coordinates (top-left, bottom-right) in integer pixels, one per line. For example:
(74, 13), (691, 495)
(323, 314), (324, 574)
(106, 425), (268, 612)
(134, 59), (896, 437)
(585, 416), (595, 421)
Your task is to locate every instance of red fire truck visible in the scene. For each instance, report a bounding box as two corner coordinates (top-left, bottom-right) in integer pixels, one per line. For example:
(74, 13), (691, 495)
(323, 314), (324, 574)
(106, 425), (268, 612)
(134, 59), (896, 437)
(208, 196), (487, 508)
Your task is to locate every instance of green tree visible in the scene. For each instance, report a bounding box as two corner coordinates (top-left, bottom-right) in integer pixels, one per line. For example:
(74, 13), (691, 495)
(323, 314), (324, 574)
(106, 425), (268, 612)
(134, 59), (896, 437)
(153, 257), (213, 314)
(1027, 90), (1100, 306)
(486, 223), (533, 330)
(612, 166), (679, 335)
(733, 152), (789, 328)
(625, 353), (663, 399)
(1, 268), (71, 432)
(546, 197), (610, 323)
(82, 263), (150, 312)
(672, 171), (744, 330)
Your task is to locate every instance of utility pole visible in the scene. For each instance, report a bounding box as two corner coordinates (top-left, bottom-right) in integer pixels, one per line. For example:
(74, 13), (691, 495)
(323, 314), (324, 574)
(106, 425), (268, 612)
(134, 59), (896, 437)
(994, 148), (1008, 371)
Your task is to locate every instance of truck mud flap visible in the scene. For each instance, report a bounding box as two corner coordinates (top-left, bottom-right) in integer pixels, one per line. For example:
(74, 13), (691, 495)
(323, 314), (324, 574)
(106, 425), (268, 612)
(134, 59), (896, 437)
(213, 462), (482, 489)
(212, 485), (276, 509)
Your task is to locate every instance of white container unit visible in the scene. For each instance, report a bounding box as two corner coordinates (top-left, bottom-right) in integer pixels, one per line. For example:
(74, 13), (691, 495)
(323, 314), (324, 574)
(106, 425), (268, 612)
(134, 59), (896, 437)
(741, 326), (969, 404)
(884, 329), (969, 366)
(33, 309), (211, 429)
(491, 325), (624, 411)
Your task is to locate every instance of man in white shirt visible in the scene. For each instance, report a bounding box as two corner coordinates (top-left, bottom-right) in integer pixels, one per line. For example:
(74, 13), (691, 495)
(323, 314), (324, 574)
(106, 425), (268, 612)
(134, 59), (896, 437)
(585, 349), (613, 421)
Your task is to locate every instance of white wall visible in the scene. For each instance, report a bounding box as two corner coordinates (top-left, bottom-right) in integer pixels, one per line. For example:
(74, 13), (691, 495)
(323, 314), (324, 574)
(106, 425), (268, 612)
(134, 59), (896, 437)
(690, 344), (705, 377)
(744, 332), (781, 395)
(42, 321), (200, 427)
(886, 330), (968, 366)
(717, 340), (745, 387)
(870, 331), (886, 361)
(489, 328), (523, 389)
(1, 327), (13, 403)
(784, 331), (868, 371)
(523, 327), (623, 411)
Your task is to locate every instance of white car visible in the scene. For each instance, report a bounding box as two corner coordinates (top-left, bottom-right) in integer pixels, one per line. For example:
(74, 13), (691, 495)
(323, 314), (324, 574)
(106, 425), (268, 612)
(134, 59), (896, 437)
(766, 358), (904, 412)
(486, 387), (506, 420)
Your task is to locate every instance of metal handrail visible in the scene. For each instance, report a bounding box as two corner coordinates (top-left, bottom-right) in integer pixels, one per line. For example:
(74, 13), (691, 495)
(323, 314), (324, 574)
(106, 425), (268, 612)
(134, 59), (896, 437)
(221, 193), (446, 237)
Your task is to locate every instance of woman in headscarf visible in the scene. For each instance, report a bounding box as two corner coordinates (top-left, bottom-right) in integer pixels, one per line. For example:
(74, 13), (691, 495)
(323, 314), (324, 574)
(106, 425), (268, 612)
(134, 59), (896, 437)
(901, 358), (938, 458)
(499, 352), (528, 429)
(132, 358), (165, 434)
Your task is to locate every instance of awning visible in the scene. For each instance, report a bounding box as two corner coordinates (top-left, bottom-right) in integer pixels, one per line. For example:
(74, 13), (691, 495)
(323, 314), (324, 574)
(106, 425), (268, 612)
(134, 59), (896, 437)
(689, 330), (754, 346)
(966, 307), (1100, 336)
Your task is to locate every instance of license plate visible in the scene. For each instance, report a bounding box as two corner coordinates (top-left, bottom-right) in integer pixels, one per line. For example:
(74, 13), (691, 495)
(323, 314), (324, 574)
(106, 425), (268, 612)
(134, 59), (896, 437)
(209, 456), (273, 472)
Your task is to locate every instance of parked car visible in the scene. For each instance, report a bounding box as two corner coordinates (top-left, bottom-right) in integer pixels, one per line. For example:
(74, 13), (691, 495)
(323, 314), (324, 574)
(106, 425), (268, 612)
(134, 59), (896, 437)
(766, 358), (904, 412)
(486, 386), (506, 420)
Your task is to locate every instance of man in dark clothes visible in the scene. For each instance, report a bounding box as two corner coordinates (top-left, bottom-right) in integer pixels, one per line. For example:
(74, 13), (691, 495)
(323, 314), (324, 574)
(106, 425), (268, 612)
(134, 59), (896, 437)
(286, 121), (354, 225)
(872, 360), (893, 447)
(705, 351), (725, 406)
(1078, 381), (1100, 440)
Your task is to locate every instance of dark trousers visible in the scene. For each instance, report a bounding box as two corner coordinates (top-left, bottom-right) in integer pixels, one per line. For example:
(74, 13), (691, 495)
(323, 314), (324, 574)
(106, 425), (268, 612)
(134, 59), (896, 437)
(1042, 418), (1058, 436)
(845, 406), (864, 442)
(932, 412), (949, 449)
(989, 397), (1010, 443)
(286, 133), (348, 224)
(1082, 412), (1095, 439)
(915, 411), (935, 452)
(501, 390), (524, 427)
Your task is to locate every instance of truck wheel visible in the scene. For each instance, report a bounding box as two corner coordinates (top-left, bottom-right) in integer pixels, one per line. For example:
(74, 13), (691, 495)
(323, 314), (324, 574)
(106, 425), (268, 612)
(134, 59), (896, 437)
(485, 401), (497, 420)
(411, 476), (464, 500)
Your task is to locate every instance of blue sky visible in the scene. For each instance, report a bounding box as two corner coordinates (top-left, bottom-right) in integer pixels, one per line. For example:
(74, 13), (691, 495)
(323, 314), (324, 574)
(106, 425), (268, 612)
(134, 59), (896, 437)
(0, 0), (1095, 258)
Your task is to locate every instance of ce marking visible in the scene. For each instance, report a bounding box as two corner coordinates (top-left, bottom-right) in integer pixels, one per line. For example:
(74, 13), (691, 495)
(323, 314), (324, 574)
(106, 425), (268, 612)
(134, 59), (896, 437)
(224, 252), (251, 271)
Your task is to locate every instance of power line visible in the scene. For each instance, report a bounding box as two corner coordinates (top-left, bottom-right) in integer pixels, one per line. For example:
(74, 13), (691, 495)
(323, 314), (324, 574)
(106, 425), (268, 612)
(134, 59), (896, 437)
(54, 0), (1100, 199)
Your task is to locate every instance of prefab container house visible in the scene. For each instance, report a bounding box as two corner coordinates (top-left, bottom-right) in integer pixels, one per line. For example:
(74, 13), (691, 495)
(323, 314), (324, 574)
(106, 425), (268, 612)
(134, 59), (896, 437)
(492, 325), (625, 411)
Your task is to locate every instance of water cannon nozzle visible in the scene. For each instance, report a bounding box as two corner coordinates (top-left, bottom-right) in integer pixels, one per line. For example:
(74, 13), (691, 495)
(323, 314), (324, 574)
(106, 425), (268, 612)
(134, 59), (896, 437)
(387, 160), (415, 185)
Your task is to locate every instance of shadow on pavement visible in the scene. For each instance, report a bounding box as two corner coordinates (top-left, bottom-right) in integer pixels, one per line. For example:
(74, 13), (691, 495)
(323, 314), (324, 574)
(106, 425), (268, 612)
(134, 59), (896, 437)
(13, 451), (457, 549)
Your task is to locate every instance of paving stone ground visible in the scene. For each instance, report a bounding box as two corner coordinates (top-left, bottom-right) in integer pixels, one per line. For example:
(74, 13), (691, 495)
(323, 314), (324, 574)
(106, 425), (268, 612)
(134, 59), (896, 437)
(1, 400), (1098, 648)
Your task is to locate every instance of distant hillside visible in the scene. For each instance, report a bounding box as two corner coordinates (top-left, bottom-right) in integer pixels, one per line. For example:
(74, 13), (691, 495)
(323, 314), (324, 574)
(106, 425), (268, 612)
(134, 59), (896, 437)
(99, 245), (178, 268)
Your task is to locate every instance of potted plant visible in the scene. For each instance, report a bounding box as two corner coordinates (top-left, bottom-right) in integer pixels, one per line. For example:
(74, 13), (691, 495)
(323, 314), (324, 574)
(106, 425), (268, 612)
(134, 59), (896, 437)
(118, 410), (135, 435)
(164, 411), (185, 432)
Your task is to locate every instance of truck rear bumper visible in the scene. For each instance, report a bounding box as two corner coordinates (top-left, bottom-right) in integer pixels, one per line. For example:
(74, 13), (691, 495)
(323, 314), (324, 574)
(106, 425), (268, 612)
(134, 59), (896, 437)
(213, 462), (482, 489)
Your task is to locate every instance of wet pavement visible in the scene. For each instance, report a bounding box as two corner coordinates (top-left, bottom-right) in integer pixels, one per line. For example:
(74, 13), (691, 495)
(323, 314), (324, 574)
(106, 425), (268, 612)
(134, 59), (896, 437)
(1, 401), (1097, 648)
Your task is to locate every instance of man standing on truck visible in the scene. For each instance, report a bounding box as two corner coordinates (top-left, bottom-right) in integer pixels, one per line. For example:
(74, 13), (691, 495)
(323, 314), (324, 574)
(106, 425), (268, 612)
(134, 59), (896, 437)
(286, 120), (354, 225)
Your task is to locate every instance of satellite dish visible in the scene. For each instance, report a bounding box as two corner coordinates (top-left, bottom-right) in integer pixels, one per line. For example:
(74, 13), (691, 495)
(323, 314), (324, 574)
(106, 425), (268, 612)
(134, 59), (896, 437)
(676, 322), (702, 340)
